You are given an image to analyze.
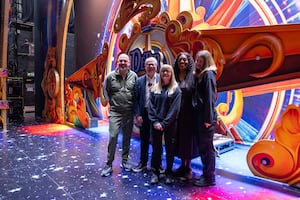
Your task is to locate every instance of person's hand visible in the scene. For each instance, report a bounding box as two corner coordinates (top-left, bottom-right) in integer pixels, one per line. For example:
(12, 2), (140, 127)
(204, 123), (211, 128)
(135, 116), (143, 127)
(154, 123), (163, 131)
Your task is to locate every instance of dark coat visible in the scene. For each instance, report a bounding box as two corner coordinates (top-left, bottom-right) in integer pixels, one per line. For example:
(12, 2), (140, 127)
(193, 70), (217, 130)
(176, 80), (199, 159)
(133, 73), (160, 116)
(148, 87), (182, 130)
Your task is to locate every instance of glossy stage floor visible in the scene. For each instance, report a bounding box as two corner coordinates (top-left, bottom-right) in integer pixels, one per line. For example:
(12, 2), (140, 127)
(0, 120), (299, 200)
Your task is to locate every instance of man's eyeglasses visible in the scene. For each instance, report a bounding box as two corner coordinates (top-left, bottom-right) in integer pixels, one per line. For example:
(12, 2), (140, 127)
(146, 63), (155, 66)
(118, 59), (129, 63)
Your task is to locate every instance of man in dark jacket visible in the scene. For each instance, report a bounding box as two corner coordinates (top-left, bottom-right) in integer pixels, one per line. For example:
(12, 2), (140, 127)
(132, 57), (160, 172)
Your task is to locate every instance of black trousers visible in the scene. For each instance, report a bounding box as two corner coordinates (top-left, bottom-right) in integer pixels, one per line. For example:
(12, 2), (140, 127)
(139, 108), (151, 165)
(151, 123), (176, 176)
(196, 123), (216, 180)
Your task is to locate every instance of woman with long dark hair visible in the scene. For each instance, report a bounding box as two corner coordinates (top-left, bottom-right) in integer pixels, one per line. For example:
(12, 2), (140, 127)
(173, 52), (198, 180)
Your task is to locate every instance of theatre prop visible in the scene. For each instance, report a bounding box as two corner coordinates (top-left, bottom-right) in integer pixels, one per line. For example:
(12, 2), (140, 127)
(40, 0), (300, 187)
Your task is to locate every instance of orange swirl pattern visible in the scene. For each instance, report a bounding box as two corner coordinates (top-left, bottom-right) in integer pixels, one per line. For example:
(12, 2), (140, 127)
(96, 43), (109, 107)
(247, 105), (300, 186)
(164, 14), (225, 80)
(41, 47), (63, 123)
(225, 33), (284, 78)
(158, 12), (171, 26)
(274, 105), (300, 164)
(216, 90), (243, 126)
(114, 0), (161, 33)
(65, 86), (90, 128)
(65, 43), (109, 127)
(176, 11), (193, 30)
(119, 34), (130, 52)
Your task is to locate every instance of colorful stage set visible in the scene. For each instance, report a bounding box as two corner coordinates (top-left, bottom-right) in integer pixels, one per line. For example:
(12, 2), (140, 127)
(1, 0), (299, 197)
(37, 0), (300, 189)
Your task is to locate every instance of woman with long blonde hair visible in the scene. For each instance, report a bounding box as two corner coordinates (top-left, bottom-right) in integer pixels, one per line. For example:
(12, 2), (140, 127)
(148, 64), (182, 185)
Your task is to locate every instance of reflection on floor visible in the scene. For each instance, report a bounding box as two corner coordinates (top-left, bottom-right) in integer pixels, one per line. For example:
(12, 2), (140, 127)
(0, 121), (299, 200)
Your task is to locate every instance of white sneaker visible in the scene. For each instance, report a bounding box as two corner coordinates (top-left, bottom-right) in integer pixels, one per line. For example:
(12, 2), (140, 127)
(120, 162), (132, 171)
(132, 163), (147, 173)
(101, 165), (113, 177)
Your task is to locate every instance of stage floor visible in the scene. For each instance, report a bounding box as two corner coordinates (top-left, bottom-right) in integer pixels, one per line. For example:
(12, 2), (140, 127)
(0, 121), (299, 200)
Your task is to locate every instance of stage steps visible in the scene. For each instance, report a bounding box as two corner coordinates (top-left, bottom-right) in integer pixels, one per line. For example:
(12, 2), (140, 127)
(213, 117), (235, 154)
(214, 133), (235, 154)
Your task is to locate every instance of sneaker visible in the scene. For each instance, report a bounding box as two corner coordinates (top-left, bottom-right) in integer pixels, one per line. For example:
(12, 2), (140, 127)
(159, 166), (165, 174)
(150, 173), (159, 184)
(165, 175), (174, 185)
(132, 163), (147, 173)
(120, 162), (132, 171)
(101, 165), (113, 177)
(193, 175), (216, 187)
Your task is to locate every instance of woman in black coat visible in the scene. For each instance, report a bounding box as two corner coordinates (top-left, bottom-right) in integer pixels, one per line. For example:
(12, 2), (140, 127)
(148, 64), (182, 185)
(173, 52), (198, 180)
(192, 50), (218, 187)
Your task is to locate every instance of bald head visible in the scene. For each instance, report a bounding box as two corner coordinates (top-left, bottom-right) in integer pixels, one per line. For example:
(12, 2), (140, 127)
(117, 53), (130, 78)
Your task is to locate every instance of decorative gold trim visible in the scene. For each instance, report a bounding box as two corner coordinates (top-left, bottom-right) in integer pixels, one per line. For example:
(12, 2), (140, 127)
(165, 17), (225, 80)
(47, 68), (60, 98)
(114, 0), (161, 33)
(0, 0), (9, 130)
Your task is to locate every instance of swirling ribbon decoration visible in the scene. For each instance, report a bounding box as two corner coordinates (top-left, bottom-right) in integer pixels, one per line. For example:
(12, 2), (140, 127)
(225, 33), (284, 78)
(247, 105), (300, 186)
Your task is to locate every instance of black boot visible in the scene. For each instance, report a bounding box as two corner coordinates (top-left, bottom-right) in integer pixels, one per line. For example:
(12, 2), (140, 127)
(173, 165), (185, 177)
(193, 175), (216, 187)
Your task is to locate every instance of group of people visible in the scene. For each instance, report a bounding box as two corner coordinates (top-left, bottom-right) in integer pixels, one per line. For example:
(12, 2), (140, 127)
(100, 50), (218, 187)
